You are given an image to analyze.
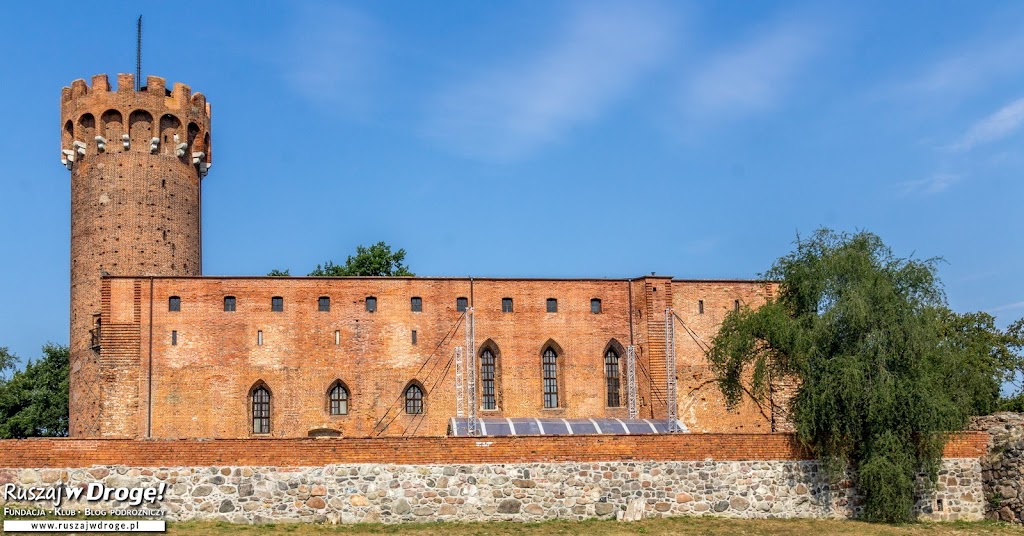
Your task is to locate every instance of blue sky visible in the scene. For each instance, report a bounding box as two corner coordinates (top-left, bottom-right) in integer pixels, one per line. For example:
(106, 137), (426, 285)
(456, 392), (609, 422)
(0, 1), (1022, 364)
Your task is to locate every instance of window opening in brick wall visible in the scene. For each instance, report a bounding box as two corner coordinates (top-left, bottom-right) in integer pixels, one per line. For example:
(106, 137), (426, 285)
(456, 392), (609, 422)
(272, 296), (284, 312)
(334, 330), (341, 345)
(168, 296), (180, 312)
(456, 297), (468, 312)
(605, 348), (620, 407)
(502, 298), (513, 313)
(171, 330), (178, 346)
(481, 348), (496, 410)
(366, 296), (377, 312)
(546, 298), (558, 313)
(591, 298), (602, 314)
(734, 299), (740, 312)
(698, 299), (704, 315)
(411, 297), (422, 312)
(257, 330), (263, 346)
(329, 382), (349, 415)
(252, 386), (270, 434)
(412, 330), (418, 345)
(405, 384), (424, 414)
(224, 296), (236, 312)
(318, 296), (330, 312)
(543, 347), (559, 408)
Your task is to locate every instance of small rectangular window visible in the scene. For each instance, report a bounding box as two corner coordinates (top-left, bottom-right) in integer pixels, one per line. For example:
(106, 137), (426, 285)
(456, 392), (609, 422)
(698, 300), (704, 314)
(591, 298), (602, 314)
(456, 297), (468, 312)
(257, 330), (263, 346)
(734, 299), (741, 312)
(271, 296), (284, 312)
(366, 296), (377, 312)
(411, 297), (422, 312)
(412, 330), (418, 345)
(546, 298), (558, 313)
(318, 296), (330, 312)
(224, 296), (236, 312)
(168, 296), (181, 312)
(502, 297), (513, 313)
(171, 330), (177, 346)
(334, 330), (341, 345)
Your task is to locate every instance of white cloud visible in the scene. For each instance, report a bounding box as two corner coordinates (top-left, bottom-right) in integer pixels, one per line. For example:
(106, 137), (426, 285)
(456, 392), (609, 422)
(897, 32), (1024, 99)
(950, 97), (1024, 152)
(990, 300), (1024, 313)
(682, 21), (824, 119)
(897, 173), (961, 196)
(278, 4), (381, 116)
(423, 3), (674, 160)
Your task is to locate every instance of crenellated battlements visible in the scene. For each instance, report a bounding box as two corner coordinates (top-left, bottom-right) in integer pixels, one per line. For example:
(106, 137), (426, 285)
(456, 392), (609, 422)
(60, 74), (212, 175)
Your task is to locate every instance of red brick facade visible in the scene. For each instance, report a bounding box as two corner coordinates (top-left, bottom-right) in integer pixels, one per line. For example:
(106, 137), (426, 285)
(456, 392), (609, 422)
(63, 74), (784, 439)
(0, 433), (989, 468)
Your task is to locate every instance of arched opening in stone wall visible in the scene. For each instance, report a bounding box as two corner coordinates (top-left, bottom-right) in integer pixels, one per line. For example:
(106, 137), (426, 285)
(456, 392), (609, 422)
(159, 114), (181, 155)
(78, 114), (95, 154)
(187, 122), (200, 153)
(603, 339), (626, 408)
(478, 339), (502, 412)
(63, 120), (73, 150)
(128, 110), (153, 150)
(101, 110), (123, 147)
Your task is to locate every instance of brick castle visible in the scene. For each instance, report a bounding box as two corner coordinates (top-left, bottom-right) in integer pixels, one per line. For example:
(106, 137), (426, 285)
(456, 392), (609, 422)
(62, 74), (786, 438)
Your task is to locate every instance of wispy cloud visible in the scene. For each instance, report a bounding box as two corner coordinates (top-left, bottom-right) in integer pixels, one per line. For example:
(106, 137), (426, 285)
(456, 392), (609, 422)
(949, 97), (1024, 152)
(277, 3), (382, 116)
(423, 3), (674, 160)
(896, 32), (1024, 100)
(989, 300), (1024, 313)
(897, 173), (961, 196)
(681, 20), (825, 120)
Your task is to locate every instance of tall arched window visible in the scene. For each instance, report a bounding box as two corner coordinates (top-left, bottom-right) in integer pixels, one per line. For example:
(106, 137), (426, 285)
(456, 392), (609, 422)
(405, 384), (424, 414)
(329, 382), (349, 415)
(543, 347), (558, 408)
(481, 349), (496, 410)
(605, 348), (621, 407)
(252, 385), (271, 434)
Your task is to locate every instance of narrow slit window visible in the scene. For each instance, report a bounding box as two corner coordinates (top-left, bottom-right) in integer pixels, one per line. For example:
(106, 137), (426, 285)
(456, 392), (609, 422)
(224, 296), (236, 312)
(252, 386), (270, 434)
(168, 296), (181, 312)
(546, 298), (558, 313)
(502, 297), (513, 313)
(591, 298), (602, 314)
(318, 296), (330, 312)
(334, 330), (341, 345)
(171, 330), (178, 346)
(481, 349), (496, 410)
(271, 296), (284, 312)
(405, 384), (424, 414)
(456, 297), (468, 312)
(365, 296), (377, 312)
(412, 330), (418, 345)
(734, 299), (740, 312)
(411, 297), (422, 312)
(698, 299), (704, 315)
(257, 330), (263, 346)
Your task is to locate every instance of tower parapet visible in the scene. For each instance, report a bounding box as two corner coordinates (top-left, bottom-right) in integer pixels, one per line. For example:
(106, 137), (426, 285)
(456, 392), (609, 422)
(63, 74), (212, 437)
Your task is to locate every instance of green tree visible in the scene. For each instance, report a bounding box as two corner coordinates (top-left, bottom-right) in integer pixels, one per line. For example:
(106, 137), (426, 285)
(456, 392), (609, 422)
(0, 344), (69, 438)
(309, 241), (413, 277)
(267, 269), (291, 277)
(709, 229), (1010, 522)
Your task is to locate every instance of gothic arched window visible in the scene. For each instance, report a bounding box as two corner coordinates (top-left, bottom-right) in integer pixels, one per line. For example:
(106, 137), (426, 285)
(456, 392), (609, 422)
(543, 347), (559, 408)
(481, 349), (496, 410)
(605, 348), (621, 407)
(405, 384), (424, 414)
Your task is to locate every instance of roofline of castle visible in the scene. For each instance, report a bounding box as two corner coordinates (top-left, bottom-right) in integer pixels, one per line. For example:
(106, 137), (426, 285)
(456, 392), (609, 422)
(101, 275), (777, 284)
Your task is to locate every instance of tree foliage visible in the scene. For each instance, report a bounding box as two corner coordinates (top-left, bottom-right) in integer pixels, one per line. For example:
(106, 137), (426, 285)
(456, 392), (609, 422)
(266, 269), (290, 277)
(709, 229), (1015, 522)
(308, 241), (413, 277)
(0, 344), (69, 438)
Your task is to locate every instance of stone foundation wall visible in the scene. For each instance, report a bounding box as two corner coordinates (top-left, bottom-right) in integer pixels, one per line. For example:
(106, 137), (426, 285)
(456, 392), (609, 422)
(0, 459), (982, 524)
(972, 412), (1024, 522)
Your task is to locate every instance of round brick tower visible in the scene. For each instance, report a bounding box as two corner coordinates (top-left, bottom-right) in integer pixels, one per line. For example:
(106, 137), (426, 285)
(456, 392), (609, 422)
(61, 73), (211, 436)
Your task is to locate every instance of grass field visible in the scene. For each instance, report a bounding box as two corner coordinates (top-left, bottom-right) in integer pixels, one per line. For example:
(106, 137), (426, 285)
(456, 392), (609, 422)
(151, 518), (1019, 535)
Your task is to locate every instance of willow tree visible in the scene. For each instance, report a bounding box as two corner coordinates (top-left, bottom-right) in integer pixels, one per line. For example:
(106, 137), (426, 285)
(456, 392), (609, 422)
(709, 229), (1003, 522)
